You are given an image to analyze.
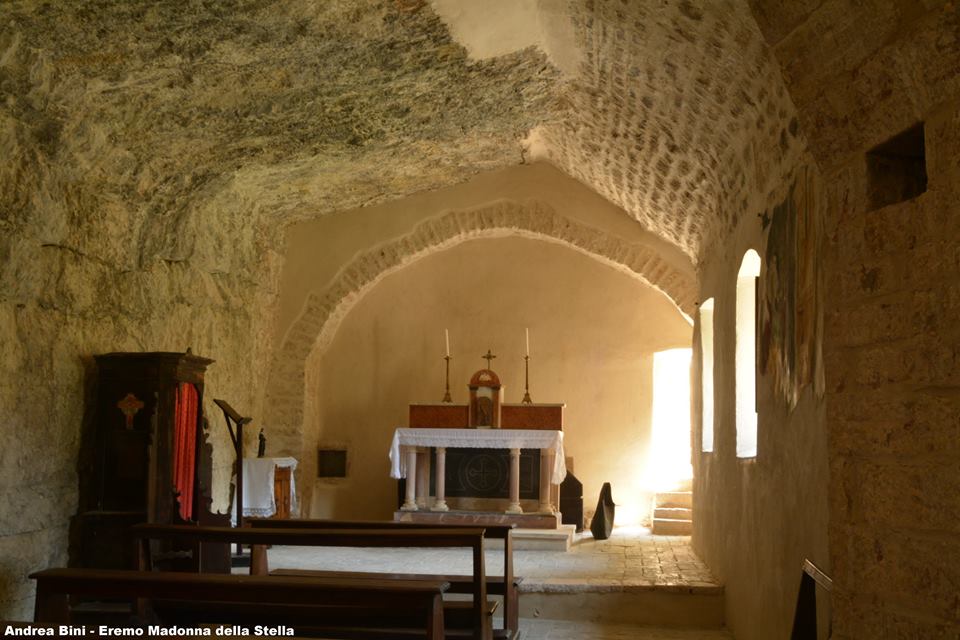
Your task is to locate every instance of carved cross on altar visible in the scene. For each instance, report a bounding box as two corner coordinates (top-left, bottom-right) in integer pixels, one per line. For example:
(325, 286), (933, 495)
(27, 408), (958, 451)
(482, 349), (496, 369)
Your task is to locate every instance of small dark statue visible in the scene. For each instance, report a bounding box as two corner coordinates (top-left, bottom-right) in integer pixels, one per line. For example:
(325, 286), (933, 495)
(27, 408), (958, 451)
(589, 482), (615, 540)
(257, 428), (266, 458)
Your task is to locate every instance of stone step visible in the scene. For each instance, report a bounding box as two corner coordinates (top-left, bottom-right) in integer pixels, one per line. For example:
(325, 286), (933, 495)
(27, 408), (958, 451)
(487, 525), (576, 552)
(518, 585), (723, 628)
(654, 491), (692, 509)
(516, 619), (733, 639)
(652, 517), (693, 536)
(654, 506), (692, 520)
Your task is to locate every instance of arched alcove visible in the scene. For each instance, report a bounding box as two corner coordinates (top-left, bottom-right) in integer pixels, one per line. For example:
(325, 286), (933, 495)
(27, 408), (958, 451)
(301, 236), (692, 523)
(262, 200), (697, 466)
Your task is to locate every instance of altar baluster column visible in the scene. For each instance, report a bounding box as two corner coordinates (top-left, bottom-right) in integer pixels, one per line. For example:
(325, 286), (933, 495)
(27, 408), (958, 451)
(506, 448), (523, 514)
(415, 447), (430, 509)
(538, 448), (556, 513)
(431, 447), (449, 511)
(401, 446), (418, 511)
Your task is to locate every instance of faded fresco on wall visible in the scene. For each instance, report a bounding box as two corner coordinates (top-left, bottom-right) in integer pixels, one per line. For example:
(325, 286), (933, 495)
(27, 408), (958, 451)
(759, 166), (822, 410)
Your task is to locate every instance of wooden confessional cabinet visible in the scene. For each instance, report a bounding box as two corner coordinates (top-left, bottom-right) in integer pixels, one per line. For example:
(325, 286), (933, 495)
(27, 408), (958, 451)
(72, 351), (229, 572)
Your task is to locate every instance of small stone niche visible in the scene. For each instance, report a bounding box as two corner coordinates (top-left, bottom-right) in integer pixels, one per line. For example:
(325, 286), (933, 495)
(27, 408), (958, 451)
(866, 122), (927, 211)
(317, 448), (348, 478)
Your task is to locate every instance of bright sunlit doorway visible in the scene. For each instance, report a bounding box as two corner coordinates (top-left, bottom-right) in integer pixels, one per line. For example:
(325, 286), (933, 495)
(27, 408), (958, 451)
(647, 348), (693, 493)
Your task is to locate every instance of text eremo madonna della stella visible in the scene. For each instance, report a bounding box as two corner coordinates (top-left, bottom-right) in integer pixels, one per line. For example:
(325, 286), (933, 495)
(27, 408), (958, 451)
(4, 625), (295, 637)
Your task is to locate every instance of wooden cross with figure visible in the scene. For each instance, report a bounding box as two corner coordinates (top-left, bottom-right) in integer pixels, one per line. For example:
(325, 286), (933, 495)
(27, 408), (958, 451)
(482, 349), (496, 369)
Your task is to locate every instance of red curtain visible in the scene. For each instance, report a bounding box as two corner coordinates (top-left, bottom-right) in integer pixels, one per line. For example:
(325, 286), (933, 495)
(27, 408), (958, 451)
(173, 382), (198, 521)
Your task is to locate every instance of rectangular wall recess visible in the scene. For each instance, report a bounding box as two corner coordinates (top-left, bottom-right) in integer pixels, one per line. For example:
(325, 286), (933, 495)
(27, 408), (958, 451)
(866, 122), (927, 211)
(317, 449), (348, 478)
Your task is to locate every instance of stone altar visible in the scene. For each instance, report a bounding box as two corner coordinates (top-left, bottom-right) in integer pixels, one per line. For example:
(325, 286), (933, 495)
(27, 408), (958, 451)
(389, 427), (566, 524)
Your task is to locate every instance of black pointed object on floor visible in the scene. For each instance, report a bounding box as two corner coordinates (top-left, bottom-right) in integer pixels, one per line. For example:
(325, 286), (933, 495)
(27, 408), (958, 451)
(560, 471), (584, 532)
(590, 482), (615, 540)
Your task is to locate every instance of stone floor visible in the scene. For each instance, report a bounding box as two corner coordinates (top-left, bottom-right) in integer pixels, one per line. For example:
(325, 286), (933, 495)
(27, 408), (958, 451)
(520, 620), (733, 639)
(266, 526), (728, 637)
(267, 525), (720, 593)
(516, 526), (718, 593)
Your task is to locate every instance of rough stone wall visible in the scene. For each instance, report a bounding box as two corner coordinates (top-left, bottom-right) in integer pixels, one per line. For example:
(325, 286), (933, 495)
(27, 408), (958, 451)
(0, 4), (285, 620)
(0, 0), (562, 620)
(0, 133), (282, 620)
(749, 0), (959, 170)
(751, 2), (960, 637)
(821, 88), (960, 640)
(0, 0), (561, 222)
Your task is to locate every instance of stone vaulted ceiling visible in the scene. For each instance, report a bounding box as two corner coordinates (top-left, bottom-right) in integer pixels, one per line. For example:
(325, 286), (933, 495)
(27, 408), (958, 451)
(531, 0), (802, 256)
(1, 0), (801, 264)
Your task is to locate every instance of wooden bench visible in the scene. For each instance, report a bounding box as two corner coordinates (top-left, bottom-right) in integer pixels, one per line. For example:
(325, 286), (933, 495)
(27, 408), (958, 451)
(130, 524), (495, 640)
(249, 518), (521, 640)
(31, 568), (449, 639)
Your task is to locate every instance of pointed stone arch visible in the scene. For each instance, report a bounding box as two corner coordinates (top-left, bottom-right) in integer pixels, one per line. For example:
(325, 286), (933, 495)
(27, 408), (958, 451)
(264, 200), (696, 454)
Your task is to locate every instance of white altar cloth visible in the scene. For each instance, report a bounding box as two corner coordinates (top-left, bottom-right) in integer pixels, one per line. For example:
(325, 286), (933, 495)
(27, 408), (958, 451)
(231, 456), (298, 522)
(389, 428), (566, 484)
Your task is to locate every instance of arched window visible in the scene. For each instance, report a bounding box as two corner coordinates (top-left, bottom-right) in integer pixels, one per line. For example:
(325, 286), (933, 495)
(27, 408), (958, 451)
(736, 250), (761, 458)
(699, 298), (715, 453)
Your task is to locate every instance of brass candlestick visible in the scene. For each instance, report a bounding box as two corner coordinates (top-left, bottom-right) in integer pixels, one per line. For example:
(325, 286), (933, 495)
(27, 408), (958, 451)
(522, 355), (533, 404)
(442, 355), (452, 403)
